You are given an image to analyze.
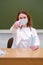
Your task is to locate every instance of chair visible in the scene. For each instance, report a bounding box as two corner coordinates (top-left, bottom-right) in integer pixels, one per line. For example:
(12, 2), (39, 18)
(7, 37), (13, 48)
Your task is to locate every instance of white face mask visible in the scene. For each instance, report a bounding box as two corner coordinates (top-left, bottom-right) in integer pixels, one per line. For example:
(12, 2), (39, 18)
(20, 18), (28, 25)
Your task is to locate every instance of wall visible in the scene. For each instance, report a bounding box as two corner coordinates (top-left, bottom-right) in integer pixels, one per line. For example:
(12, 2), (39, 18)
(0, 0), (43, 29)
(0, 30), (43, 48)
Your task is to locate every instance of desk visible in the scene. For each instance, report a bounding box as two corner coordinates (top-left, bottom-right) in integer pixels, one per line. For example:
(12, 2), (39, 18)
(0, 48), (43, 65)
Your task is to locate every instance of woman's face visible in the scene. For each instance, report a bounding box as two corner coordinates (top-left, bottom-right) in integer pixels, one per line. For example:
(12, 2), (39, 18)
(18, 13), (28, 26)
(18, 13), (28, 20)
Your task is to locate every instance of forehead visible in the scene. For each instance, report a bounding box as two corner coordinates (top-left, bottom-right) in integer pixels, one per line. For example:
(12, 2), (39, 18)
(19, 13), (27, 17)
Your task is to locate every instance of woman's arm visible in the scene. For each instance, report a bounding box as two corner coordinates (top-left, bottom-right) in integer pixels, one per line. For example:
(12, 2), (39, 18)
(30, 28), (40, 51)
(10, 21), (20, 34)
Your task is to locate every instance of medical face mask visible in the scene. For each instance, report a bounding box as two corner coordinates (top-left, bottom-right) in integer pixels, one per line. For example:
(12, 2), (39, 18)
(20, 18), (28, 25)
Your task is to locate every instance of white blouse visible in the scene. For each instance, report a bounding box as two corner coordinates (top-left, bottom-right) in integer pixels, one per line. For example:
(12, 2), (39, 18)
(10, 26), (40, 48)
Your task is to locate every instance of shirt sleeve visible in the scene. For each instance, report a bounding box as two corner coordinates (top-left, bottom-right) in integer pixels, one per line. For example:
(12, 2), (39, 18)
(10, 24), (17, 34)
(32, 28), (40, 46)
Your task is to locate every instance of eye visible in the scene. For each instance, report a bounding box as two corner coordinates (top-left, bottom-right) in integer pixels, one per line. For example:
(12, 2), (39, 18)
(19, 17), (22, 19)
(23, 17), (26, 19)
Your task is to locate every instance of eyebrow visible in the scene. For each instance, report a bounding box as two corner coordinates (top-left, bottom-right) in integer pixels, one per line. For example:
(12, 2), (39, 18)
(19, 16), (26, 18)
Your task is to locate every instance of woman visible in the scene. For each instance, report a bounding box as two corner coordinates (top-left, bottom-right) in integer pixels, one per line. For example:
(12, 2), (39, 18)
(10, 10), (40, 50)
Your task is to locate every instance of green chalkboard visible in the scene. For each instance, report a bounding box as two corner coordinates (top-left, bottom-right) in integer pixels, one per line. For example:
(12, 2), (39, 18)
(0, 0), (43, 29)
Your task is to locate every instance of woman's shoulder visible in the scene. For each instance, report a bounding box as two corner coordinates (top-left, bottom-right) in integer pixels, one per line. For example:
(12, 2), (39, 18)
(30, 27), (37, 33)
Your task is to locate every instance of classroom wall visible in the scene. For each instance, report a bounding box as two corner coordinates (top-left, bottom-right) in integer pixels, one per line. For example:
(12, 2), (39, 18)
(0, 0), (43, 48)
(0, 30), (43, 48)
(0, 0), (43, 29)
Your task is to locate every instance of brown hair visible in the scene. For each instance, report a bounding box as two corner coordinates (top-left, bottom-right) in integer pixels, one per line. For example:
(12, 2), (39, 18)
(16, 10), (32, 27)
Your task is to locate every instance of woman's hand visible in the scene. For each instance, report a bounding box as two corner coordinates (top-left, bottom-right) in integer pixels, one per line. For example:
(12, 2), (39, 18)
(13, 21), (21, 29)
(30, 45), (39, 51)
